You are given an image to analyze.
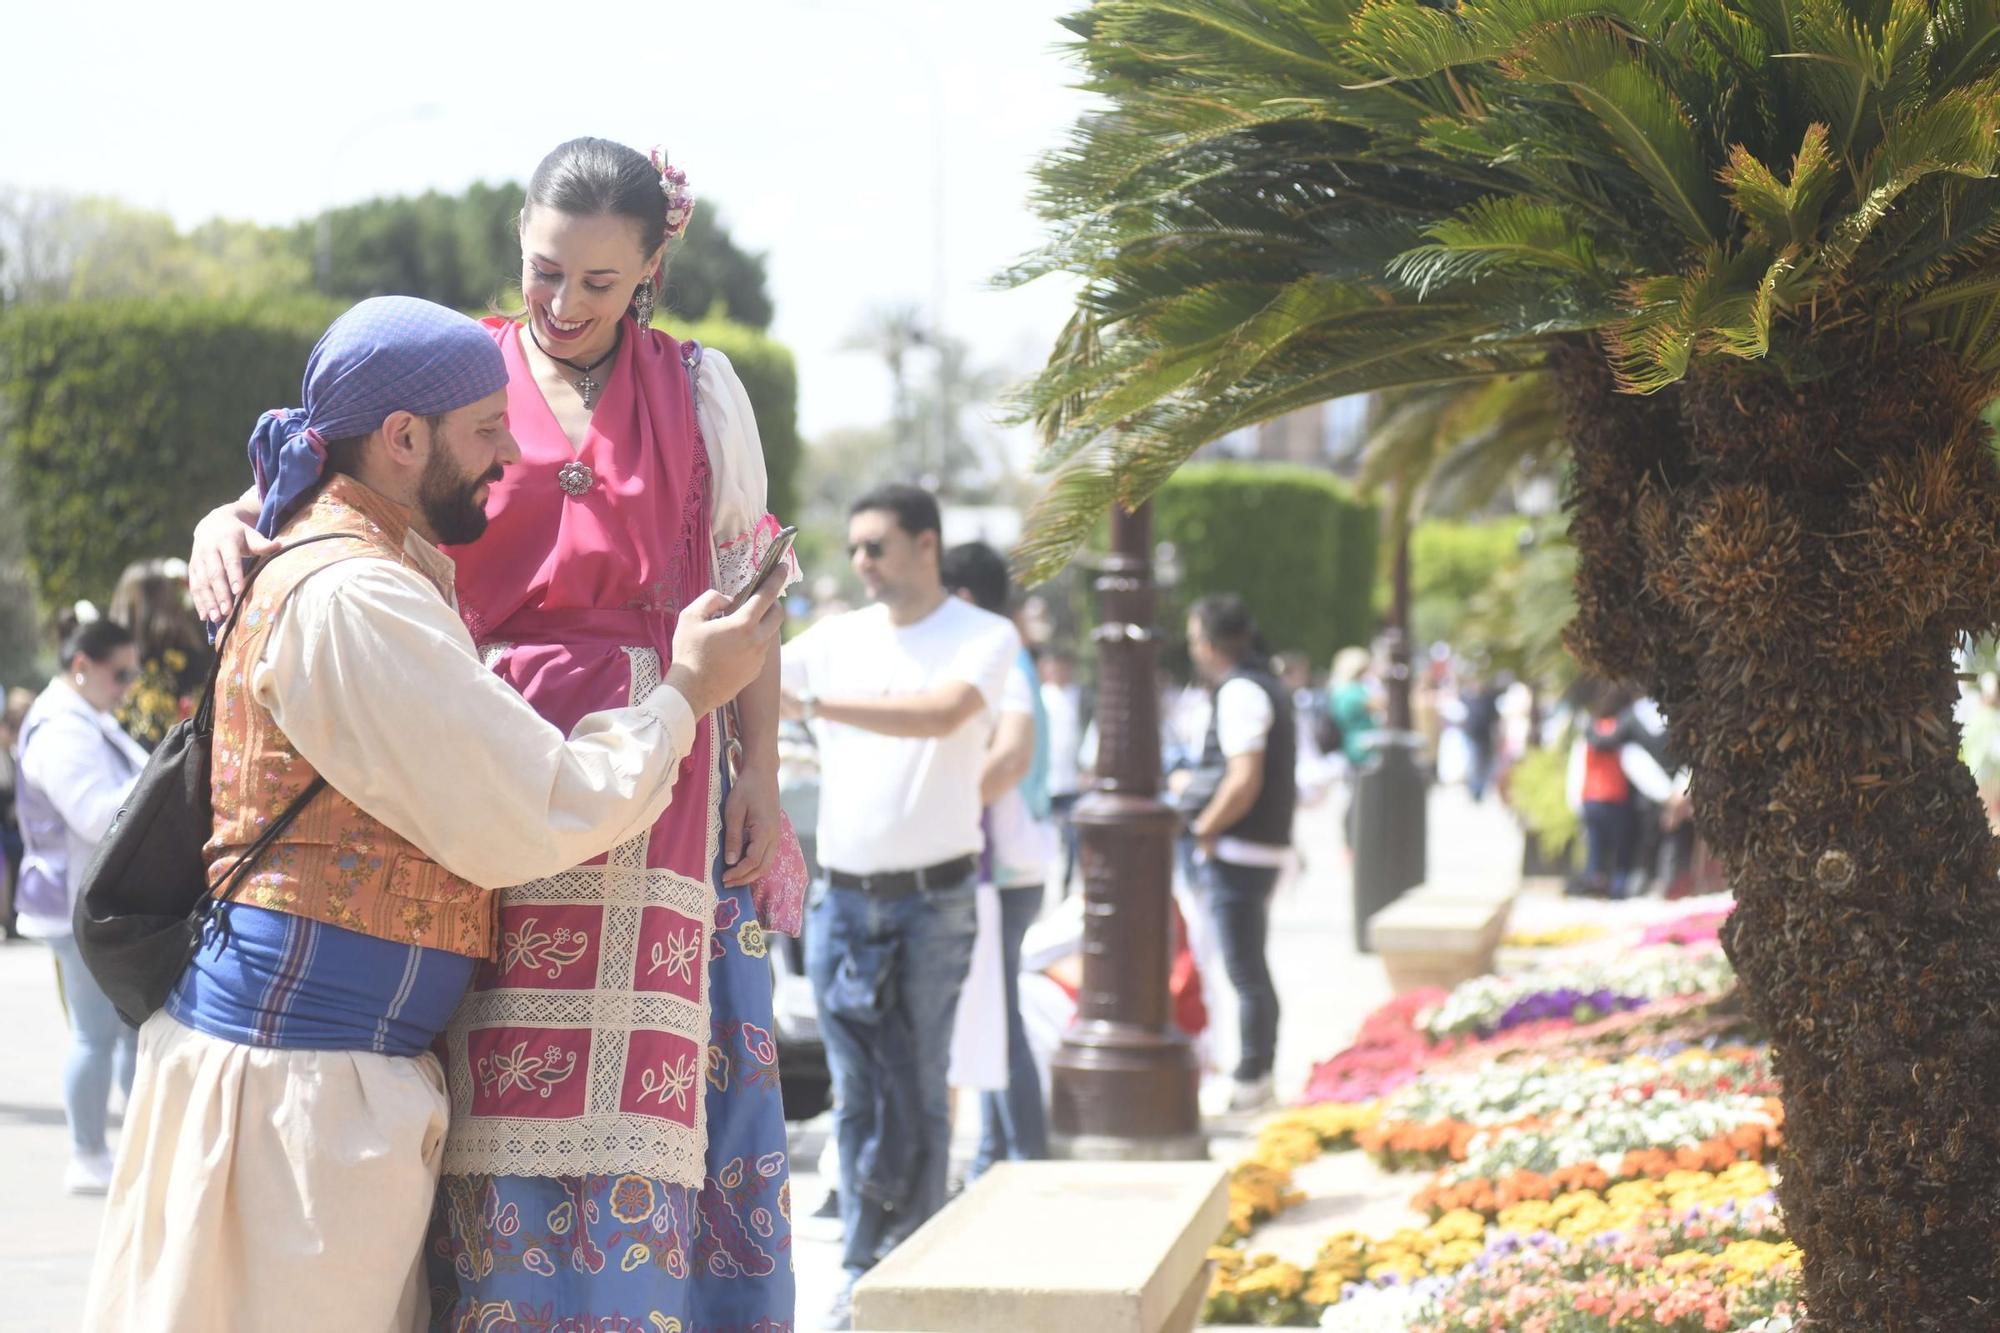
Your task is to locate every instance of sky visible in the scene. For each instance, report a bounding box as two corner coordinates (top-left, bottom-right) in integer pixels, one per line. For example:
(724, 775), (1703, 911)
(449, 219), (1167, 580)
(2, 0), (1095, 443)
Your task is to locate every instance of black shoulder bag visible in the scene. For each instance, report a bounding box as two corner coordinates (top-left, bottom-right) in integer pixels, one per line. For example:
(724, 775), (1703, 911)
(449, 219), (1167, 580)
(73, 534), (358, 1025)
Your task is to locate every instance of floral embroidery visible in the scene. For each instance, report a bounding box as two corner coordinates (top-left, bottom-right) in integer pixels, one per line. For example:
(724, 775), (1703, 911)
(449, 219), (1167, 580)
(736, 918), (767, 960)
(478, 1042), (581, 1101)
(713, 895), (741, 931)
(609, 1175), (657, 1225)
(706, 1042), (731, 1093)
(636, 1053), (701, 1113)
(647, 928), (702, 985)
(741, 1024), (777, 1068)
(504, 918), (592, 980)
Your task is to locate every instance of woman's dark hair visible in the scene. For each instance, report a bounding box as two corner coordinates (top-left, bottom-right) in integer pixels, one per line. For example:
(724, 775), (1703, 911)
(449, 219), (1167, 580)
(524, 137), (669, 262)
(1188, 593), (1260, 663)
(850, 483), (942, 540)
(60, 618), (135, 667)
(940, 542), (1012, 616)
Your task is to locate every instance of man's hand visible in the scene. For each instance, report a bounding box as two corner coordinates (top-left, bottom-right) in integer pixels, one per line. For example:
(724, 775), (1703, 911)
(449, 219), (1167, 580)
(190, 503), (278, 622)
(667, 583), (786, 718)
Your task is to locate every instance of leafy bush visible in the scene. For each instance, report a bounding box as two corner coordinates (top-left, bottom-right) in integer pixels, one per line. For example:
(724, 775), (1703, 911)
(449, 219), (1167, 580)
(1508, 742), (1579, 862)
(1400, 517), (1530, 649)
(0, 297), (340, 613)
(1152, 462), (1378, 670)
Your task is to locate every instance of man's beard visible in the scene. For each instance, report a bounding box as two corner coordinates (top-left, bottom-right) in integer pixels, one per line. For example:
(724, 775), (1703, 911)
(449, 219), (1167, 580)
(419, 446), (502, 546)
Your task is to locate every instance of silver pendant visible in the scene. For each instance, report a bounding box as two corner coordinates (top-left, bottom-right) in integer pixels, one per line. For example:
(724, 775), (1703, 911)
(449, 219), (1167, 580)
(576, 374), (599, 409)
(557, 461), (595, 497)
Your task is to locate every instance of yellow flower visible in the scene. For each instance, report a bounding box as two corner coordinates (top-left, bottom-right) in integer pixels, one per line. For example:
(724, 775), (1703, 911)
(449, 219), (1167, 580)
(1234, 1257), (1304, 1300)
(737, 919), (768, 959)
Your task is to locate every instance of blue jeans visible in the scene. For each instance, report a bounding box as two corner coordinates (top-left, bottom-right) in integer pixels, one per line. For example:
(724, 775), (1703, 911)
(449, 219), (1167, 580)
(45, 932), (137, 1157)
(972, 884), (1049, 1174)
(1198, 858), (1282, 1082)
(807, 876), (977, 1279)
(1582, 800), (1638, 898)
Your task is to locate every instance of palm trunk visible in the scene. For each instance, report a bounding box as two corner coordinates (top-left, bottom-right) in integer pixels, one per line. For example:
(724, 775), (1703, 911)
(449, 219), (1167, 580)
(1556, 339), (2000, 1330)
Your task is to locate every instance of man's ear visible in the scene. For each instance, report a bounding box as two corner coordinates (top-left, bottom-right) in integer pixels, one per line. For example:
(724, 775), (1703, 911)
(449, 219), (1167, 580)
(378, 410), (424, 468)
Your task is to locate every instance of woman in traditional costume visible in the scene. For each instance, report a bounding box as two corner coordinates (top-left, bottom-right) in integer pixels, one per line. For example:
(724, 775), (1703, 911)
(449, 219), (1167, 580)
(190, 137), (800, 1332)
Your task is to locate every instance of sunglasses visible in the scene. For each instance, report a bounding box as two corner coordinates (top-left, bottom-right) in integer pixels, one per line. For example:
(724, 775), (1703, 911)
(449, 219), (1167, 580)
(111, 668), (139, 686)
(847, 539), (886, 560)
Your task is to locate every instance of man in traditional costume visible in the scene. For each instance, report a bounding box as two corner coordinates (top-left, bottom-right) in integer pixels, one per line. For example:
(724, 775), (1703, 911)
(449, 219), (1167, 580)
(82, 297), (783, 1332)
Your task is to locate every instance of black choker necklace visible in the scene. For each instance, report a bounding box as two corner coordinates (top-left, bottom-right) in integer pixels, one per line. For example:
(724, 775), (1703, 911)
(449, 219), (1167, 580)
(530, 323), (622, 410)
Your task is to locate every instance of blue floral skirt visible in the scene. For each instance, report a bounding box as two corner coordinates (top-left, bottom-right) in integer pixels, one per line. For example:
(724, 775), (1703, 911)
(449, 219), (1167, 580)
(427, 879), (795, 1333)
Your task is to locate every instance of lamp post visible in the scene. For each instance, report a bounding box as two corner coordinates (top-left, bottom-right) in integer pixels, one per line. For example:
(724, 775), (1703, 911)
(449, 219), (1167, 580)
(1048, 499), (1205, 1159)
(1351, 482), (1427, 949)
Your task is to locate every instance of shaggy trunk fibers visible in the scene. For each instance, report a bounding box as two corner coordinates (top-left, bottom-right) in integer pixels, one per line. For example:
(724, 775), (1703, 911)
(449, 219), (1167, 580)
(1556, 339), (2000, 1330)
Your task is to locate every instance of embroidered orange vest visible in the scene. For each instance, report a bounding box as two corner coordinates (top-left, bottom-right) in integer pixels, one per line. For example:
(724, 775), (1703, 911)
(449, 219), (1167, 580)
(205, 475), (496, 959)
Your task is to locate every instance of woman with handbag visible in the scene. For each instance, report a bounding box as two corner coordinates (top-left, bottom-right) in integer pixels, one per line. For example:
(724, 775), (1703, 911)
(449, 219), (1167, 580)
(189, 137), (801, 1330)
(14, 617), (146, 1194)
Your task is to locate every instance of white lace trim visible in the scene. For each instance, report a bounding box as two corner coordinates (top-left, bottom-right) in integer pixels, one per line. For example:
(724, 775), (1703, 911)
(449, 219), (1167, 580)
(715, 516), (803, 600)
(439, 645), (716, 1185)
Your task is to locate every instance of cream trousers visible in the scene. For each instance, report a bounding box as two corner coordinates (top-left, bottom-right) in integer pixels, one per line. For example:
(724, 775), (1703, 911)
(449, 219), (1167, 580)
(82, 1012), (448, 1332)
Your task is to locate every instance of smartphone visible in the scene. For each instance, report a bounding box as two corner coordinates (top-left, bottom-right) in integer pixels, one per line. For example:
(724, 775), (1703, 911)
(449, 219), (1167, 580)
(727, 525), (798, 614)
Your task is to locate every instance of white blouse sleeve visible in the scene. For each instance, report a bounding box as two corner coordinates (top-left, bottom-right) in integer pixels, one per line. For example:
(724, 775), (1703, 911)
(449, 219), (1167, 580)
(696, 348), (803, 599)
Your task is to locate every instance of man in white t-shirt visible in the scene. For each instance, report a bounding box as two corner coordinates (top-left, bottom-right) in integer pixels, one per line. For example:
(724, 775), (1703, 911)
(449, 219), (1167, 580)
(780, 485), (1020, 1322)
(1183, 595), (1297, 1113)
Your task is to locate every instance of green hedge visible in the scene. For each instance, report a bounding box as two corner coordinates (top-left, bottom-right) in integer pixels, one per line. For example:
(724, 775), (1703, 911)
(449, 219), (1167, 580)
(1399, 517), (1531, 649)
(0, 298), (341, 613)
(663, 314), (801, 526)
(1152, 462), (1378, 671)
(0, 301), (803, 614)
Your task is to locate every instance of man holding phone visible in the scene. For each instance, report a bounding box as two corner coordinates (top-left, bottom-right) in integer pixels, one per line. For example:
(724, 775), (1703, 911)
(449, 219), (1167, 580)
(780, 484), (1020, 1328)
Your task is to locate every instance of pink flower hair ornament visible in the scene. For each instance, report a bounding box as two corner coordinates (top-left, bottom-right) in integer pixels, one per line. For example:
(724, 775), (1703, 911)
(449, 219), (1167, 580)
(650, 147), (696, 243)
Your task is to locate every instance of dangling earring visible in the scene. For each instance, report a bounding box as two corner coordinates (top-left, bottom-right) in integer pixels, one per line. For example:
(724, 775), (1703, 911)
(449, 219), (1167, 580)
(630, 278), (657, 329)
(73, 673), (86, 688)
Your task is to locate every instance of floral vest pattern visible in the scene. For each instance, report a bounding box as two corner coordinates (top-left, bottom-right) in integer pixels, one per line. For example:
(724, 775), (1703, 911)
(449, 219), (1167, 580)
(206, 475), (495, 959)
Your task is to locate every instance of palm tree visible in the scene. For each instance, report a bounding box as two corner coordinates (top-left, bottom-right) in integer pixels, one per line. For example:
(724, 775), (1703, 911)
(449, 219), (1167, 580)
(1013, 1), (2000, 1324)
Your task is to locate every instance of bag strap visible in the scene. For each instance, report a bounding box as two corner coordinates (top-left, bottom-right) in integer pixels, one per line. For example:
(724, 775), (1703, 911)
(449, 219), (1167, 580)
(192, 531), (363, 928)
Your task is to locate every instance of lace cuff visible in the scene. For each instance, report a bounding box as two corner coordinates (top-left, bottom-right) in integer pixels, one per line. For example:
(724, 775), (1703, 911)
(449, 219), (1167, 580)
(716, 513), (803, 599)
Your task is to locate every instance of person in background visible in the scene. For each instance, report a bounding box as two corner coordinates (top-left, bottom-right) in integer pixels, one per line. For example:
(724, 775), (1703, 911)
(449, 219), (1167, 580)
(14, 617), (146, 1194)
(1, 686), (32, 941)
(1326, 647), (1379, 771)
(781, 484), (1019, 1327)
(1183, 596), (1297, 1113)
(940, 541), (1052, 1175)
(1038, 646), (1086, 896)
(1277, 650), (1337, 809)
(108, 558), (212, 751)
(1462, 674), (1504, 803)
(1565, 683), (1676, 898)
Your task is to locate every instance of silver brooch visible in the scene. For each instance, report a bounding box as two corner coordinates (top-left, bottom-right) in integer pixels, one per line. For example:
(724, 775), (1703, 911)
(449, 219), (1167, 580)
(557, 461), (595, 497)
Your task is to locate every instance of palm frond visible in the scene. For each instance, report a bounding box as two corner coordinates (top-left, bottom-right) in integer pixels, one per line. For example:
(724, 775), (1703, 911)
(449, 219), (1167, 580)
(1502, 19), (1727, 243)
(1389, 196), (1603, 297)
(1722, 123), (1841, 246)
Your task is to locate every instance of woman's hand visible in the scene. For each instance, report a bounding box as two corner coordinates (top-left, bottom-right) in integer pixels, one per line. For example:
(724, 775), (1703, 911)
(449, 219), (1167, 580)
(721, 762), (782, 887)
(189, 504), (277, 622)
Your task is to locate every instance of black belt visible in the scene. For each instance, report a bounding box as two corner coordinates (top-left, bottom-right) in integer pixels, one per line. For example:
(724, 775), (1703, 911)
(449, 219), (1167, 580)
(826, 855), (978, 899)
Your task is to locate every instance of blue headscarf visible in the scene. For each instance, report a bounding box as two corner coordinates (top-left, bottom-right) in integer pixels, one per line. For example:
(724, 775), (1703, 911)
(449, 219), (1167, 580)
(248, 296), (510, 536)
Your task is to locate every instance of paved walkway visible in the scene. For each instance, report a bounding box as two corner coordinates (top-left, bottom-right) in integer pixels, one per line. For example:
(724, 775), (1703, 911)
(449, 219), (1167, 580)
(0, 784), (1521, 1331)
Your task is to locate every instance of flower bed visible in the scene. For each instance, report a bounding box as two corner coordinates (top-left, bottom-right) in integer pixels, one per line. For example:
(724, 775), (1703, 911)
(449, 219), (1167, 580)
(1418, 947), (1737, 1042)
(1205, 900), (1803, 1330)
